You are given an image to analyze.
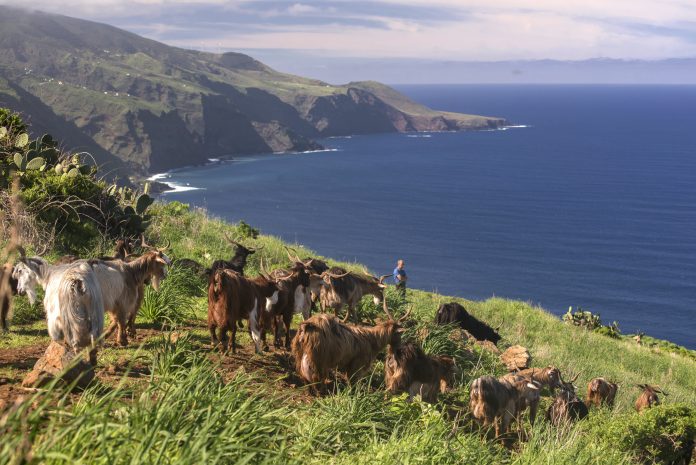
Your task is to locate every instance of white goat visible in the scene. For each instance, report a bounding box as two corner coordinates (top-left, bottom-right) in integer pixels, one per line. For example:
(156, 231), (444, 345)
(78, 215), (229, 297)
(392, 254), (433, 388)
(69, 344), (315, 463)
(13, 247), (171, 347)
(13, 257), (104, 364)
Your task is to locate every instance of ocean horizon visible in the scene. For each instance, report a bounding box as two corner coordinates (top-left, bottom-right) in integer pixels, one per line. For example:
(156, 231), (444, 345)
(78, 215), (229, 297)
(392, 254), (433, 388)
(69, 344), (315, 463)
(157, 84), (696, 349)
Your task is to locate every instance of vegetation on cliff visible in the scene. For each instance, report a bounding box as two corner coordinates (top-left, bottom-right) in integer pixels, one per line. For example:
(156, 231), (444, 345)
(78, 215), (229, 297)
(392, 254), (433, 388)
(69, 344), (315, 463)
(0, 117), (694, 464)
(0, 6), (506, 179)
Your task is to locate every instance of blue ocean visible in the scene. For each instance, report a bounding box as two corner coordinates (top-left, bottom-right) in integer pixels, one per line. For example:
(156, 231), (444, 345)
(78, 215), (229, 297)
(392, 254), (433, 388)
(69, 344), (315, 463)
(159, 85), (696, 349)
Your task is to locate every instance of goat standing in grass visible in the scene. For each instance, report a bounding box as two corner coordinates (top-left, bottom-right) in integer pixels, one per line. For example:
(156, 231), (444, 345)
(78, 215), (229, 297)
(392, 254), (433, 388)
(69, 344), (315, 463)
(87, 246), (171, 346)
(208, 268), (279, 354)
(384, 342), (454, 403)
(291, 309), (410, 392)
(265, 261), (312, 349)
(469, 375), (540, 439)
(14, 249), (104, 364)
(13, 241), (171, 347)
(585, 377), (618, 408)
(546, 373), (588, 426)
(635, 384), (666, 412)
(319, 268), (391, 323)
(50, 262), (104, 365)
(208, 233), (261, 275)
(501, 365), (563, 394)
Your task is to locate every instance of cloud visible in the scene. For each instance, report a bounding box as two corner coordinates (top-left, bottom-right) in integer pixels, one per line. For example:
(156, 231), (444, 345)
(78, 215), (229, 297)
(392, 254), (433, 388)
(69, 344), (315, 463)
(0, 0), (695, 60)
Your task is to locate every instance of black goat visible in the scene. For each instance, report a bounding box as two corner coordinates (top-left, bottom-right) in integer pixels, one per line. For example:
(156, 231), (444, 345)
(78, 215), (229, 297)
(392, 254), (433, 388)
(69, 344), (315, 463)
(435, 302), (501, 344)
(208, 233), (261, 276)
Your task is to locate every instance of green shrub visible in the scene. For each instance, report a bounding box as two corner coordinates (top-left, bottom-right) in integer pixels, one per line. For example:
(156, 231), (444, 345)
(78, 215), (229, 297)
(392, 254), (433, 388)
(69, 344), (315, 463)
(1, 109), (154, 251)
(584, 404), (696, 464)
(8, 295), (44, 324)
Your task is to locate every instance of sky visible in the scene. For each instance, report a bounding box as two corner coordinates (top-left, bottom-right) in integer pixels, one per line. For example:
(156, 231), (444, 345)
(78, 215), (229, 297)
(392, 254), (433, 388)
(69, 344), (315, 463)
(2, 0), (696, 83)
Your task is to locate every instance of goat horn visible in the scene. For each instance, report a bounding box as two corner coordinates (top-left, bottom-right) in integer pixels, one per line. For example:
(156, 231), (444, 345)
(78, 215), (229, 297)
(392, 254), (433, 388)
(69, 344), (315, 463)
(140, 233), (151, 249)
(378, 274), (390, 285)
(223, 231), (243, 247)
(284, 246), (295, 262)
(397, 306), (413, 323)
(325, 270), (350, 279)
(383, 303), (395, 321)
(284, 246), (302, 263)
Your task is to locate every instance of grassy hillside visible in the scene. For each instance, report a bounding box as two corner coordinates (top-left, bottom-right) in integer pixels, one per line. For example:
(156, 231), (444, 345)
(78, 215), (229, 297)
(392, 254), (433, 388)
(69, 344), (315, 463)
(1, 201), (694, 464)
(0, 7), (507, 178)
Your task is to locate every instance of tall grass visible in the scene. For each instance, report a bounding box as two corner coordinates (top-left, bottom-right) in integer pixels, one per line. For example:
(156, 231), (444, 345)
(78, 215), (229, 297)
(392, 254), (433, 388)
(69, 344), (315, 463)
(1, 334), (294, 464)
(2, 202), (694, 464)
(138, 265), (203, 325)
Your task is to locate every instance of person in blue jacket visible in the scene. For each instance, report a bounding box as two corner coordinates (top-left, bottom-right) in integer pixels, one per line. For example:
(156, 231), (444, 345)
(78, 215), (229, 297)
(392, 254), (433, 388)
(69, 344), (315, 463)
(393, 259), (407, 297)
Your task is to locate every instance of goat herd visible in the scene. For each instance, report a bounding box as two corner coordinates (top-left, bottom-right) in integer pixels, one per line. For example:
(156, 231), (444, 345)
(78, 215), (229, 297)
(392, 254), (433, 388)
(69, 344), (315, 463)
(0, 235), (669, 442)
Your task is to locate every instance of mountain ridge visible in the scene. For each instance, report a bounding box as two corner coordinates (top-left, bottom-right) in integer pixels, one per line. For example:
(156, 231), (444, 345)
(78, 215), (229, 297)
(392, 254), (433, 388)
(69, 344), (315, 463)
(0, 7), (506, 180)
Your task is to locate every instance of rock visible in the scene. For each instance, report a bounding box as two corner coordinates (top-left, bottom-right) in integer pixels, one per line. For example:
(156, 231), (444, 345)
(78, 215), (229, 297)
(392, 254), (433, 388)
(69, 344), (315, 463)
(475, 340), (501, 354)
(22, 341), (94, 390)
(501, 345), (531, 371)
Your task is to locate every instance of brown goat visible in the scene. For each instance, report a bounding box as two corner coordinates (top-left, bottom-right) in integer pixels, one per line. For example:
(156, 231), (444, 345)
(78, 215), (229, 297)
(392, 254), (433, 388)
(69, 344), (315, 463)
(1, 263), (18, 331)
(319, 269), (391, 322)
(266, 262), (311, 349)
(504, 373), (542, 426)
(585, 377), (618, 408)
(291, 311), (408, 392)
(469, 375), (540, 438)
(546, 374), (588, 426)
(384, 342), (454, 403)
(501, 365), (562, 393)
(635, 384), (666, 412)
(207, 269), (279, 354)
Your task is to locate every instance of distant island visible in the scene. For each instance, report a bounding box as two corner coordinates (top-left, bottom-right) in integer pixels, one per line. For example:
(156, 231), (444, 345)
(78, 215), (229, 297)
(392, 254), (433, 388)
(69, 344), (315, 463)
(0, 7), (507, 181)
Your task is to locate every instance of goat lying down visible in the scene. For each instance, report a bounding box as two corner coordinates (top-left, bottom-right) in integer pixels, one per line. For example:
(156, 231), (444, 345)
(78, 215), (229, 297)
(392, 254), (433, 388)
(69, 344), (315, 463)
(384, 342), (454, 403)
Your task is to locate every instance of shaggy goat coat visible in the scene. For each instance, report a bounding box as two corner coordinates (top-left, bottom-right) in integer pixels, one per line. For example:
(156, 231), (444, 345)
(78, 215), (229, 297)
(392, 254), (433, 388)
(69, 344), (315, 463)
(207, 269), (279, 353)
(470, 375), (541, 437)
(501, 366), (562, 393)
(585, 377), (618, 408)
(384, 343), (454, 403)
(291, 313), (401, 386)
(86, 250), (170, 346)
(635, 384), (664, 412)
(47, 262), (104, 363)
(434, 302), (501, 344)
(546, 384), (589, 426)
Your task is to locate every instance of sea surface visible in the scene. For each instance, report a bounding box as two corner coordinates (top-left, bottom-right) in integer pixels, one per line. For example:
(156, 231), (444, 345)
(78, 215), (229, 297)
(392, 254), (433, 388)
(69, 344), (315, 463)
(158, 85), (696, 349)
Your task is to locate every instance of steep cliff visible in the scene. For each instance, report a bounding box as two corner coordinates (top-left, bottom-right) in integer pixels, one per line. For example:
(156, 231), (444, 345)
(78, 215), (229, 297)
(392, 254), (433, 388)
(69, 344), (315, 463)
(0, 7), (507, 178)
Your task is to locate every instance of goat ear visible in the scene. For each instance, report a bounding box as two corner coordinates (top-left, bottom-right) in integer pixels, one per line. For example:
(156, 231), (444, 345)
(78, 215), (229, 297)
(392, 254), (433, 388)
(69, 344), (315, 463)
(527, 383), (539, 390)
(155, 257), (167, 265)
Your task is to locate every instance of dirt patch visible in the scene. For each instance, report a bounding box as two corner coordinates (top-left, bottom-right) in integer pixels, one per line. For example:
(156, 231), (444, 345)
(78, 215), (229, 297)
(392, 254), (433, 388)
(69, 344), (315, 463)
(0, 341), (49, 372)
(211, 343), (315, 404)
